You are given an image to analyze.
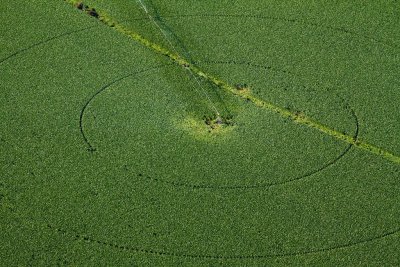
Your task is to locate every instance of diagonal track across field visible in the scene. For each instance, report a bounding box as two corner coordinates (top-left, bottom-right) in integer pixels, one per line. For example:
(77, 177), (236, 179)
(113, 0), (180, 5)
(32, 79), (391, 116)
(65, 0), (400, 165)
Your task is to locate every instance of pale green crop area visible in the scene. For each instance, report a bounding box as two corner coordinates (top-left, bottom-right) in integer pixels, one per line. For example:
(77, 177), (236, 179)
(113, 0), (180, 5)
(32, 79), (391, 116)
(1, 1), (399, 266)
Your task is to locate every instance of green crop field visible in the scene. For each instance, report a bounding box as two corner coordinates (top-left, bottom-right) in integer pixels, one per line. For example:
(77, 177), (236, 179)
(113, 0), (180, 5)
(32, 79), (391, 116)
(1, 0), (399, 266)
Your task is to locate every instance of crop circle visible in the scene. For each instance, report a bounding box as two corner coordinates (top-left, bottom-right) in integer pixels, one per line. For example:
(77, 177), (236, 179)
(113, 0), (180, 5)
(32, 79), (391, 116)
(81, 61), (358, 189)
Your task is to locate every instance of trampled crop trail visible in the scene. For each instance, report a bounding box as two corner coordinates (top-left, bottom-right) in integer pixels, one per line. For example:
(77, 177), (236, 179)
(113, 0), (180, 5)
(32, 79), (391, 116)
(137, 0), (222, 118)
(65, 0), (400, 165)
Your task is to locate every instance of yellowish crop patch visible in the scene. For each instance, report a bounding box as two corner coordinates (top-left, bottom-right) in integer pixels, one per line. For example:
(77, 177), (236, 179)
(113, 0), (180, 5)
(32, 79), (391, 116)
(175, 115), (236, 142)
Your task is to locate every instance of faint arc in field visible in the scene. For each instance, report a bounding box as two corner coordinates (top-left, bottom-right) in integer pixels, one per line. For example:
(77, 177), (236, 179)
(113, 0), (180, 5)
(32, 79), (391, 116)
(125, 13), (399, 52)
(48, 223), (400, 260)
(0, 26), (97, 65)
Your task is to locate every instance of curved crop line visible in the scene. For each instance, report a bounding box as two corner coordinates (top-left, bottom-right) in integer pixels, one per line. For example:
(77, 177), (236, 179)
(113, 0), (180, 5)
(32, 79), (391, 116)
(79, 64), (170, 151)
(79, 73), (135, 151)
(0, 26), (97, 65)
(64, 1), (400, 165)
(47, 223), (400, 259)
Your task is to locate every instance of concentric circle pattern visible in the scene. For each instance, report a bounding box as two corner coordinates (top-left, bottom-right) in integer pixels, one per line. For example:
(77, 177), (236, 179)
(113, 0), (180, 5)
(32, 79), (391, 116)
(1, 1), (399, 265)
